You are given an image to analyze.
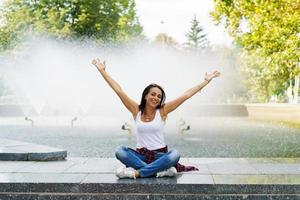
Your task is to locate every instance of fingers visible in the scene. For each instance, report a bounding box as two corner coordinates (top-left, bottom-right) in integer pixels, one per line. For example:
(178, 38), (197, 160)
(205, 70), (220, 79)
(92, 58), (105, 66)
(213, 70), (220, 75)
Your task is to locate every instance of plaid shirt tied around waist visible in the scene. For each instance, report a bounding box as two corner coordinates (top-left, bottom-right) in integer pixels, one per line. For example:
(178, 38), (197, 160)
(133, 146), (198, 172)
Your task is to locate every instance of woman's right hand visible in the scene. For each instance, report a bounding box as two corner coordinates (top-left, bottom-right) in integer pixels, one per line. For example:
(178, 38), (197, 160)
(92, 58), (106, 71)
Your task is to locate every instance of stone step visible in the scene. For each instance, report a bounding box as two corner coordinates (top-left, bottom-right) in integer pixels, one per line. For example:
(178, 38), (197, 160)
(0, 183), (300, 199)
(0, 193), (299, 200)
(0, 139), (67, 161)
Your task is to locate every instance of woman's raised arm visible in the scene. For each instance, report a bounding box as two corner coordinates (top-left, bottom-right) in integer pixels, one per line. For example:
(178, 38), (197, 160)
(92, 58), (139, 117)
(162, 70), (220, 116)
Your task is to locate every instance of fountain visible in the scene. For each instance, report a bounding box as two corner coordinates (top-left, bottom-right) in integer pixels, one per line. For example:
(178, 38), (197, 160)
(121, 122), (133, 139)
(24, 116), (34, 127)
(177, 118), (191, 134)
(1, 36), (298, 159)
(0, 36), (225, 127)
(71, 116), (78, 127)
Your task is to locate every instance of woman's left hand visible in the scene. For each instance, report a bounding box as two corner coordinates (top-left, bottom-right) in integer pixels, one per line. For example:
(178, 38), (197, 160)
(204, 70), (221, 82)
(92, 58), (106, 71)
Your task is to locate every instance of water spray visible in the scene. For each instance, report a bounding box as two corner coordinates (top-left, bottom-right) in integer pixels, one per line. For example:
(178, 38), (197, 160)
(121, 122), (132, 139)
(177, 118), (191, 134)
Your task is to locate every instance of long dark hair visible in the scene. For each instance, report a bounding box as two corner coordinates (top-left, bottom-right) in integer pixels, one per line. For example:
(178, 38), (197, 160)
(139, 83), (166, 114)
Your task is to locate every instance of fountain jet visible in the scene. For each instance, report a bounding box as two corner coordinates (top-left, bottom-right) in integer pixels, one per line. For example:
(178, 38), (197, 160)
(71, 117), (78, 127)
(25, 116), (34, 127)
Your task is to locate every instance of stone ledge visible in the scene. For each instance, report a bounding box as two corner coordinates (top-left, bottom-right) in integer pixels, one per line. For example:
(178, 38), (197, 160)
(0, 182), (300, 194)
(245, 103), (300, 122)
(0, 194), (299, 200)
(1, 157), (300, 199)
(0, 139), (67, 161)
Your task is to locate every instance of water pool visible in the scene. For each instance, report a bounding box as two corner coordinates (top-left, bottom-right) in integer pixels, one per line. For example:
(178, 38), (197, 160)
(1, 117), (299, 158)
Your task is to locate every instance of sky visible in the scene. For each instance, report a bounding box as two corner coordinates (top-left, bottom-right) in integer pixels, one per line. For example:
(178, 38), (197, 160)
(0, 0), (233, 46)
(135, 0), (233, 46)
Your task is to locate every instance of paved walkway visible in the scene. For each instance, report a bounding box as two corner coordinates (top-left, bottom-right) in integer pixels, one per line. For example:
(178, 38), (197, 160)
(0, 138), (300, 184)
(1, 157), (300, 184)
(1, 139), (300, 199)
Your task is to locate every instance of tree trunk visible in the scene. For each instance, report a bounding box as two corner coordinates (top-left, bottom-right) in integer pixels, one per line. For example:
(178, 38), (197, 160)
(294, 75), (300, 104)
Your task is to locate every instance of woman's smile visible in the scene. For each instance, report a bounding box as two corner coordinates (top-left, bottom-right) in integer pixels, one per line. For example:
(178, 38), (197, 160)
(146, 87), (162, 108)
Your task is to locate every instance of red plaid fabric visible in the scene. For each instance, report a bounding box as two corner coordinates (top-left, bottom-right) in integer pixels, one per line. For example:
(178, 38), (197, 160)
(133, 146), (199, 172)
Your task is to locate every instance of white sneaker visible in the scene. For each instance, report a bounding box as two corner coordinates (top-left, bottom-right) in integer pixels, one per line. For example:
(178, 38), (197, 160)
(116, 167), (136, 179)
(156, 167), (177, 178)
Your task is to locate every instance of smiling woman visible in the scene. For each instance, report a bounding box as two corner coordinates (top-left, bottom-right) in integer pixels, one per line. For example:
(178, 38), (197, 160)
(91, 58), (220, 179)
(138, 84), (165, 120)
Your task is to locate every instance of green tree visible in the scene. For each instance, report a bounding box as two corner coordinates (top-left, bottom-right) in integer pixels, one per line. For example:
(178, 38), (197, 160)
(0, 0), (143, 51)
(185, 15), (209, 50)
(211, 0), (300, 102)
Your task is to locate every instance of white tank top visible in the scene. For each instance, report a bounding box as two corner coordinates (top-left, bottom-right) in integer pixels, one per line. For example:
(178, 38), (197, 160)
(135, 109), (166, 150)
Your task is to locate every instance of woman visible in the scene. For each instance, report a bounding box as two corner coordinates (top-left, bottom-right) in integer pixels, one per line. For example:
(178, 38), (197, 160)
(92, 58), (220, 179)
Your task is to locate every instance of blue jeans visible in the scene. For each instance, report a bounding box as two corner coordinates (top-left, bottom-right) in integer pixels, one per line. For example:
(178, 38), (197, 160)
(115, 146), (180, 178)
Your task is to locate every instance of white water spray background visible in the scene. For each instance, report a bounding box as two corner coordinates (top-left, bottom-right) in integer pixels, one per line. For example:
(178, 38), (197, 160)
(0, 37), (231, 126)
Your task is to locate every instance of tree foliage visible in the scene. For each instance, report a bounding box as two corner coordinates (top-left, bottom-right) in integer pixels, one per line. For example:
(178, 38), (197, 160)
(211, 0), (300, 102)
(0, 0), (143, 51)
(185, 15), (209, 50)
(154, 33), (178, 47)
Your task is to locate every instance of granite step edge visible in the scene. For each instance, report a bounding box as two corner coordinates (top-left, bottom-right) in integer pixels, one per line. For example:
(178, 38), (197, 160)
(0, 183), (300, 194)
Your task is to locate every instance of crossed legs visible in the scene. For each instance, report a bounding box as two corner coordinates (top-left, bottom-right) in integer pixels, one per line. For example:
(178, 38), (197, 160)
(115, 146), (180, 178)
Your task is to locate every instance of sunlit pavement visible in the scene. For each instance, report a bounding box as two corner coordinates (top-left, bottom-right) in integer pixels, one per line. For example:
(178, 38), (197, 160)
(1, 139), (300, 199)
(0, 138), (66, 161)
(1, 157), (300, 184)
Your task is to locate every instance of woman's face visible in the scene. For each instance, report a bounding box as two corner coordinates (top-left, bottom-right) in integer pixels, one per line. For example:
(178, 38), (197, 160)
(145, 87), (162, 108)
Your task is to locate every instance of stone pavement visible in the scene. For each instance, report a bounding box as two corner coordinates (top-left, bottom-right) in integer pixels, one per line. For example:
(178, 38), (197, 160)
(1, 157), (300, 184)
(1, 138), (300, 199)
(1, 157), (300, 199)
(0, 138), (66, 161)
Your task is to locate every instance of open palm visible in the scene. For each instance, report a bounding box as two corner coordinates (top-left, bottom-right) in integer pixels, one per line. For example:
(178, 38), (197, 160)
(205, 70), (221, 81)
(92, 58), (106, 71)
